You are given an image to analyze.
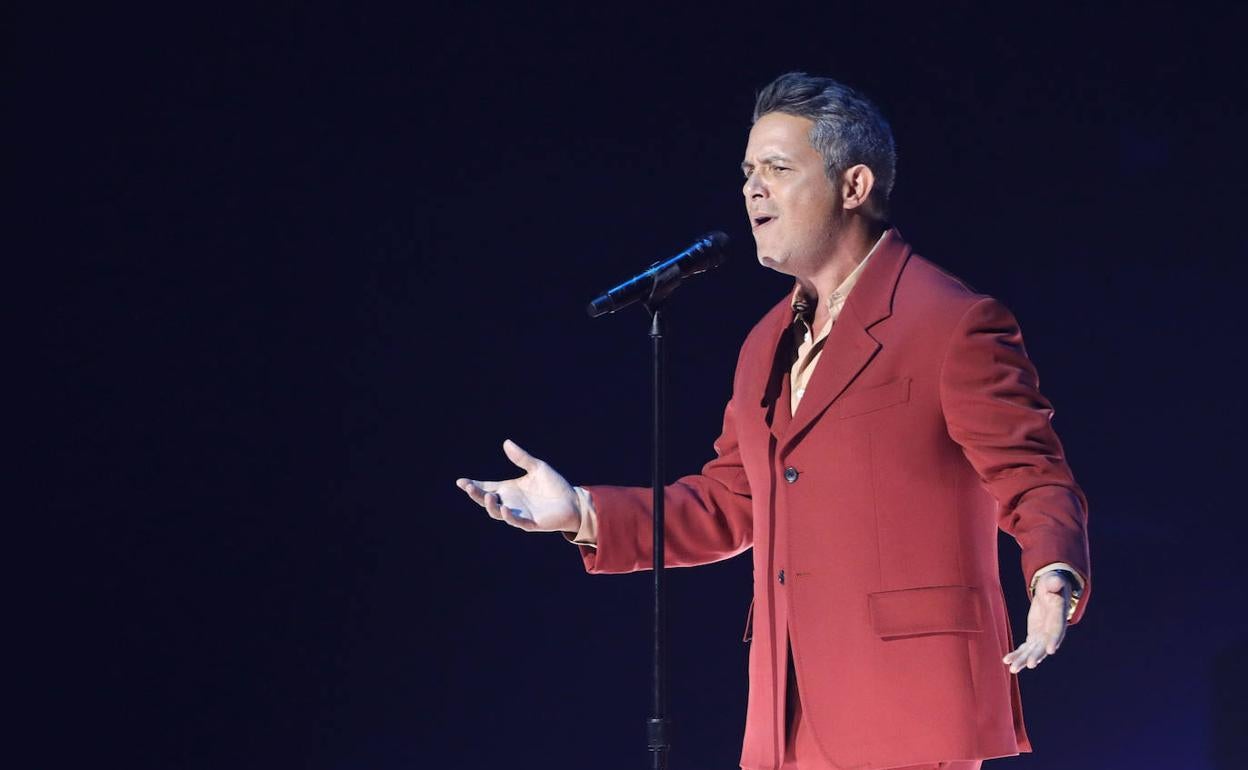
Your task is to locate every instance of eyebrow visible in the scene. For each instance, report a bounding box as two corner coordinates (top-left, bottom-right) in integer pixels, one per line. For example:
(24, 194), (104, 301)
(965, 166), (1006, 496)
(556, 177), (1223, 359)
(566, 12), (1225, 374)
(740, 154), (792, 173)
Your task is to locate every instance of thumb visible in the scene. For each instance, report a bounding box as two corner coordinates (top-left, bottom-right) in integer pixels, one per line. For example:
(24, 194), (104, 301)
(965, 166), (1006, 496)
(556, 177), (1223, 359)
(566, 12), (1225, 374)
(502, 439), (540, 472)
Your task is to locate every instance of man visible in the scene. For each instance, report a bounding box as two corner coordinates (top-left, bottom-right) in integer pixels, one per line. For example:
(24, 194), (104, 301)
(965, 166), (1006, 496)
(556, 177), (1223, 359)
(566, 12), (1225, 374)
(456, 72), (1090, 770)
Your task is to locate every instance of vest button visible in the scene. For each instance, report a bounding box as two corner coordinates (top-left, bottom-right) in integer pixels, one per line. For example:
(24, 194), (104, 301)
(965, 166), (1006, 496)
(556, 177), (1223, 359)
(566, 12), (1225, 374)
(778, 569), (786, 585)
(784, 466), (799, 483)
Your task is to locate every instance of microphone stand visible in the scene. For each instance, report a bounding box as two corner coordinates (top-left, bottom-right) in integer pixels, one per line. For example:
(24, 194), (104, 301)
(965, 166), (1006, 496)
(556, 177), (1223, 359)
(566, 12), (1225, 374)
(588, 231), (727, 769)
(643, 299), (671, 770)
(641, 265), (689, 769)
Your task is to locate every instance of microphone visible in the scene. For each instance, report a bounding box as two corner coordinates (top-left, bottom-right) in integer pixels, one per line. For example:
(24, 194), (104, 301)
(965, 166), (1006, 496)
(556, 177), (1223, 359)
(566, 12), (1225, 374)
(587, 231), (729, 317)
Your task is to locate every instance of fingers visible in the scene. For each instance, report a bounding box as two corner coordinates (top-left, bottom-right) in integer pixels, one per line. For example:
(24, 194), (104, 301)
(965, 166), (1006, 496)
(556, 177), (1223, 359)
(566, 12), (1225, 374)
(455, 478), (497, 506)
(484, 490), (538, 531)
(499, 504), (538, 531)
(455, 478), (537, 532)
(502, 439), (540, 472)
(456, 479), (507, 519)
(1002, 629), (1065, 673)
(1003, 639), (1049, 673)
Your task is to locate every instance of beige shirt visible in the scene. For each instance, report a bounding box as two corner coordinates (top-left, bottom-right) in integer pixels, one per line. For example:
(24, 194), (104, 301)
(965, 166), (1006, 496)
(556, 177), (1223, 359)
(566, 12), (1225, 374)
(786, 232), (880, 415)
(564, 234), (1083, 611)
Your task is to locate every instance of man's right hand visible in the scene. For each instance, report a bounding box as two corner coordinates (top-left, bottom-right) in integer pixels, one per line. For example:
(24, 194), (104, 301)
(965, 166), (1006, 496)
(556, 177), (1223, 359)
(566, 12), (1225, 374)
(456, 439), (581, 534)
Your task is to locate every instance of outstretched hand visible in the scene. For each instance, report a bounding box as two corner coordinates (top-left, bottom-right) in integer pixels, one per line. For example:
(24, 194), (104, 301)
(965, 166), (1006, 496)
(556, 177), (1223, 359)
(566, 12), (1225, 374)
(1002, 571), (1073, 674)
(456, 439), (582, 535)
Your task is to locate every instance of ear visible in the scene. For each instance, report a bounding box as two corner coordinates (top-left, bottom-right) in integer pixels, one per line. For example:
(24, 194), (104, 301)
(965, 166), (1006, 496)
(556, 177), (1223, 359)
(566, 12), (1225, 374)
(839, 164), (876, 212)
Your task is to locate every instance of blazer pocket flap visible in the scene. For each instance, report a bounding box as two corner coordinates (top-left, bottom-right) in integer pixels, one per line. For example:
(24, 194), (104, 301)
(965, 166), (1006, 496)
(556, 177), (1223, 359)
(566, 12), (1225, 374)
(837, 378), (910, 419)
(868, 585), (983, 639)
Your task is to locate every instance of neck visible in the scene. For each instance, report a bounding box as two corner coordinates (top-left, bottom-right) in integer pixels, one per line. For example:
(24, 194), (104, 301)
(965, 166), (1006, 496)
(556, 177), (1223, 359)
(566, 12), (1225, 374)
(795, 217), (887, 319)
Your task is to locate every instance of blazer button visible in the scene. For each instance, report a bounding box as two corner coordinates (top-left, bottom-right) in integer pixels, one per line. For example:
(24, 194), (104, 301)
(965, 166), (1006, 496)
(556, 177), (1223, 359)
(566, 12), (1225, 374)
(778, 569), (786, 585)
(783, 466), (799, 483)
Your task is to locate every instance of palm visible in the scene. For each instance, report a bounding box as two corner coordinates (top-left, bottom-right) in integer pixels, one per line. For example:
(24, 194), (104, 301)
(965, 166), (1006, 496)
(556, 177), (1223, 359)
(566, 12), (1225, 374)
(456, 440), (580, 534)
(498, 463), (576, 529)
(1026, 583), (1066, 637)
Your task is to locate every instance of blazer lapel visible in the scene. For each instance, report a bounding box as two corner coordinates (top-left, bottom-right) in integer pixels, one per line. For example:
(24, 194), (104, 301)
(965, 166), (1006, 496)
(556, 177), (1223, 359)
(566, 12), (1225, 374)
(777, 228), (912, 452)
(737, 296), (794, 440)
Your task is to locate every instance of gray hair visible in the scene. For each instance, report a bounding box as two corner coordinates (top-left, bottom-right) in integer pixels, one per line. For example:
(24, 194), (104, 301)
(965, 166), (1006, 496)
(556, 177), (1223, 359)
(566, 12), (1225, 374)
(753, 72), (897, 218)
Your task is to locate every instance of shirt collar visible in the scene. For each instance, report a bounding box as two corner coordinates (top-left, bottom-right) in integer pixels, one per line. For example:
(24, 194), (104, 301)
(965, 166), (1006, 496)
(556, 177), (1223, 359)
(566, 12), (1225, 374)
(790, 230), (887, 320)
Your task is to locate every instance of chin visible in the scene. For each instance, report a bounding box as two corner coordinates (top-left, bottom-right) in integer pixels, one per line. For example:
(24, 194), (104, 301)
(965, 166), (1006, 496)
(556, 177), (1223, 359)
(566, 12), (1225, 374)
(757, 254), (791, 275)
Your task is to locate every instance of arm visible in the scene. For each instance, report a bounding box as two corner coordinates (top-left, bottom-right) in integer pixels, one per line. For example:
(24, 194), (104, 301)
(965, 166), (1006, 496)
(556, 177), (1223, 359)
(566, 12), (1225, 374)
(938, 297), (1091, 668)
(567, 395), (754, 574)
(456, 399), (754, 576)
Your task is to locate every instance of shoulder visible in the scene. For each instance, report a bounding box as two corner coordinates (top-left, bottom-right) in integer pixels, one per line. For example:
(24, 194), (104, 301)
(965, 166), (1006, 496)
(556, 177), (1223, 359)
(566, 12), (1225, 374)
(898, 252), (988, 314)
(890, 250), (1024, 334)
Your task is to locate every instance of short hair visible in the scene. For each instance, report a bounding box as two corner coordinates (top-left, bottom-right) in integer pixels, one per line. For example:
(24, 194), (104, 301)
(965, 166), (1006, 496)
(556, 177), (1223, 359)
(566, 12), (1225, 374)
(753, 72), (897, 218)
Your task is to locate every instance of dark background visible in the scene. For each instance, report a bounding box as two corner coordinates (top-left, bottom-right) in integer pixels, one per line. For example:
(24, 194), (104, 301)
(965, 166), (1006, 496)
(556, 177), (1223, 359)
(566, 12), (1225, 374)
(20, 2), (1248, 768)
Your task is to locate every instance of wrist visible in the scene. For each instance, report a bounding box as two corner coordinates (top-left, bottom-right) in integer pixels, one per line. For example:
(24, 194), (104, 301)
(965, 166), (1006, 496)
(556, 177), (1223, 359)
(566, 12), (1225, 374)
(1033, 567), (1082, 623)
(567, 486), (598, 545)
(1030, 563), (1085, 596)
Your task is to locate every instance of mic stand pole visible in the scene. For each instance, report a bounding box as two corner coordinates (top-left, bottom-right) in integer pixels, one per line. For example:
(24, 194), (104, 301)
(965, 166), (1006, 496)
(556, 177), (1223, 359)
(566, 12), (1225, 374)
(643, 300), (671, 770)
(588, 232), (727, 768)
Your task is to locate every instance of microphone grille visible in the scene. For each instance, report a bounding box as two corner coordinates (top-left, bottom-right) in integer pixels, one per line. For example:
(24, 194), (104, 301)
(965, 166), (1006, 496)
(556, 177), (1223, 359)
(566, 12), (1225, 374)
(701, 230), (729, 269)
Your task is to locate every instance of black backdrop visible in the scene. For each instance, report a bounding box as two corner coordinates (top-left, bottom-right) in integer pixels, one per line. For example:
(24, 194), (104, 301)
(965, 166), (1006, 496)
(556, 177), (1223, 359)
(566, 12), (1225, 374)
(20, 2), (1248, 768)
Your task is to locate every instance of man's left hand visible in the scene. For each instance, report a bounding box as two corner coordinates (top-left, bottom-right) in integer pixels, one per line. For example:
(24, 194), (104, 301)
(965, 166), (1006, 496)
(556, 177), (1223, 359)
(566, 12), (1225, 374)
(1002, 570), (1072, 674)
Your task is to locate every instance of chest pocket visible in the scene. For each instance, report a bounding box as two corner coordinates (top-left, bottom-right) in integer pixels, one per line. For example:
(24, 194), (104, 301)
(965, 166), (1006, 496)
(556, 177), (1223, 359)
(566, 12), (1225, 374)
(836, 377), (910, 419)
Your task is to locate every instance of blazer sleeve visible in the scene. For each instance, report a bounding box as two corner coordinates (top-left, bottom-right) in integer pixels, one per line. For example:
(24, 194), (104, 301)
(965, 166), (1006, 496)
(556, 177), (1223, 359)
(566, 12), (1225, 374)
(571, 395), (754, 575)
(939, 296), (1092, 623)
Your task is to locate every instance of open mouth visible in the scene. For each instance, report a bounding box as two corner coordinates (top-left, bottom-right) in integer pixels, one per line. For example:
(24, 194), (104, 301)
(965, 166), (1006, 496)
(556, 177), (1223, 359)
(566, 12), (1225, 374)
(752, 215), (775, 230)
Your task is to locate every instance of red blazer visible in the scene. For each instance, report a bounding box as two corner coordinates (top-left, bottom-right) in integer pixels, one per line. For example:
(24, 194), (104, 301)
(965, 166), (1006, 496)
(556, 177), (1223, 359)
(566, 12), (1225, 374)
(574, 229), (1090, 770)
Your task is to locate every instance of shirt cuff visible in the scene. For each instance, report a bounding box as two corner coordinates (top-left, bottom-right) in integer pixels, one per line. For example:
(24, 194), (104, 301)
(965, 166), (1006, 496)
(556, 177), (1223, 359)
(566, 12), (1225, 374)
(561, 486), (598, 548)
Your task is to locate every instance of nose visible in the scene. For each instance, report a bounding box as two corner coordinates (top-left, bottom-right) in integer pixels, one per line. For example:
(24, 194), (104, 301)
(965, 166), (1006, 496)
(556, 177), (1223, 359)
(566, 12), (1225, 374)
(742, 172), (766, 200)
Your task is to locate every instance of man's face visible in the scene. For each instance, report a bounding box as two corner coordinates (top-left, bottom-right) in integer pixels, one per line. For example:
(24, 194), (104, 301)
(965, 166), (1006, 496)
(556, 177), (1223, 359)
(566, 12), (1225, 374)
(741, 112), (842, 277)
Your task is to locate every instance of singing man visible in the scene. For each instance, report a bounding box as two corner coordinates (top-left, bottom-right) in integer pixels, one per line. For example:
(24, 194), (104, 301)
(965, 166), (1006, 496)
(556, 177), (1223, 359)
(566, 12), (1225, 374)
(456, 71), (1090, 770)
